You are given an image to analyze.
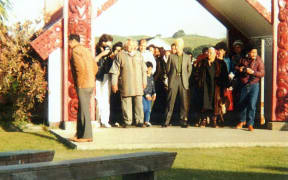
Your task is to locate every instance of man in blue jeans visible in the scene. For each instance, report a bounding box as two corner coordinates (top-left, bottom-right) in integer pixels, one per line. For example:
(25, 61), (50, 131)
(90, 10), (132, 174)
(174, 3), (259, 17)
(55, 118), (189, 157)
(235, 45), (265, 131)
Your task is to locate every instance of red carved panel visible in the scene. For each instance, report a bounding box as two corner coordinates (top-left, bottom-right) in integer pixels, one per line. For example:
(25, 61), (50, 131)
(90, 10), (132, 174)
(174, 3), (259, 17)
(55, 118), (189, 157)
(68, 0), (91, 48)
(278, 22), (288, 50)
(245, 0), (272, 23)
(30, 19), (63, 60)
(68, 84), (78, 99)
(96, 0), (118, 17)
(67, 0), (92, 121)
(276, 0), (288, 121)
(68, 98), (78, 120)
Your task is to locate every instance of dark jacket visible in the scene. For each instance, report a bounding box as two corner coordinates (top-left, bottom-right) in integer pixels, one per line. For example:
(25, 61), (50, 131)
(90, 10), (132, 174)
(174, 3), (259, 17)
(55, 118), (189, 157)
(144, 75), (156, 97)
(192, 58), (229, 113)
(96, 56), (113, 81)
(234, 55), (265, 85)
(95, 46), (113, 81)
(166, 53), (192, 90)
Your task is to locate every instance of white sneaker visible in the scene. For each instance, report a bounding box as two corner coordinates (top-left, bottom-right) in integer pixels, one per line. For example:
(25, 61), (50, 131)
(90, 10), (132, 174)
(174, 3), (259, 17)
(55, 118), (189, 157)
(145, 122), (152, 127)
(103, 123), (111, 128)
(114, 122), (120, 127)
(94, 122), (101, 128)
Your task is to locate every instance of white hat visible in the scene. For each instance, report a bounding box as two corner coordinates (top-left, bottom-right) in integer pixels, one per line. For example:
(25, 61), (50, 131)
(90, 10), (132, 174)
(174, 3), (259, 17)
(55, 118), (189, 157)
(233, 40), (243, 46)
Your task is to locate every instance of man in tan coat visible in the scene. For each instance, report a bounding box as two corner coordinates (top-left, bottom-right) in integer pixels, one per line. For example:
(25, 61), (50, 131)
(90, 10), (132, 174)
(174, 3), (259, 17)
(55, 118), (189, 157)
(69, 34), (98, 142)
(110, 39), (147, 127)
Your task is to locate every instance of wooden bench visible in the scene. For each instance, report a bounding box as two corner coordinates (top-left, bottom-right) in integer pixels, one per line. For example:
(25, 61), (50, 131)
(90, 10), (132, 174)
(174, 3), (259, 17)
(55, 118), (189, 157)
(0, 150), (54, 166)
(0, 151), (176, 180)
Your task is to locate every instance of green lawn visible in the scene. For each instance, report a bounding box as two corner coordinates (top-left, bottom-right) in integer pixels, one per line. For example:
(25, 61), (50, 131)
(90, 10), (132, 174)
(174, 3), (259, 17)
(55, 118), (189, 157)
(0, 131), (287, 180)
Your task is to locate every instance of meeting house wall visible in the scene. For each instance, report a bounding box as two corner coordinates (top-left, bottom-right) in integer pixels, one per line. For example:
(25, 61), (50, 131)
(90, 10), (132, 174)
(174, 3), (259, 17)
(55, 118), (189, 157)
(30, 0), (287, 130)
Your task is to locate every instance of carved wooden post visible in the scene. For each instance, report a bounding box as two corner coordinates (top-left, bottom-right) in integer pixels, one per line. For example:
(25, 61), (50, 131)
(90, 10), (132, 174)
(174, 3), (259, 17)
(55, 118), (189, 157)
(271, 0), (288, 129)
(63, 0), (95, 124)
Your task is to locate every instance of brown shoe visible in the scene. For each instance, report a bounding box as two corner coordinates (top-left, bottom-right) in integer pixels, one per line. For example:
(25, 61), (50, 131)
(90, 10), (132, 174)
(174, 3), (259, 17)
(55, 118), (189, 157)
(200, 119), (207, 128)
(70, 137), (93, 142)
(68, 137), (78, 142)
(248, 125), (254, 131)
(212, 116), (219, 128)
(236, 122), (243, 129)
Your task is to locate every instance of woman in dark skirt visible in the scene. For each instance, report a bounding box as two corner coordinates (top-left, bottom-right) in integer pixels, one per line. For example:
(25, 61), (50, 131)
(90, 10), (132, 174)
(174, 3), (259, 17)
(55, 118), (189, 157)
(192, 47), (229, 127)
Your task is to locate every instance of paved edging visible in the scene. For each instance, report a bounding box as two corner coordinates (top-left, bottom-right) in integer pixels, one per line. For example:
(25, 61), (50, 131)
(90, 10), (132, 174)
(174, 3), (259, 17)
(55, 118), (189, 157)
(50, 126), (288, 150)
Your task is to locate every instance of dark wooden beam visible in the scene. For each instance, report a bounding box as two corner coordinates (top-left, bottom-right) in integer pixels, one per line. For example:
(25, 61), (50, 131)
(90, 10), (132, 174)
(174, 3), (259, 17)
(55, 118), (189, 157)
(245, 0), (272, 23)
(196, 0), (249, 47)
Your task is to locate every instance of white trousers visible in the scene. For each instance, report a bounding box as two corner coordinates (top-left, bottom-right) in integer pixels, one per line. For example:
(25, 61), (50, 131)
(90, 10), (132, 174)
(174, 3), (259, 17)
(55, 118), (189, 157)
(95, 74), (111, 125)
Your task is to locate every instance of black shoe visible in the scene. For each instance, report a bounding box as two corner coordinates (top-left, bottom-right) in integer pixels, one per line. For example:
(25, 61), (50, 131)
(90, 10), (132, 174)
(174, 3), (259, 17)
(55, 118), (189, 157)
(136, 123), (145, 128)
(122, 124), (128, 128)
(181, 124), (189, 128)
(161, 124), (168, 128)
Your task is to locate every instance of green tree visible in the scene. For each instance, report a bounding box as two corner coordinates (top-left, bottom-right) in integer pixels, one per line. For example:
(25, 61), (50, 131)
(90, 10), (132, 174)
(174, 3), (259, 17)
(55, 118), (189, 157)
(0, 0), (11, 21)
(0, 21), (47, 129)
(172, 30), (186, 38)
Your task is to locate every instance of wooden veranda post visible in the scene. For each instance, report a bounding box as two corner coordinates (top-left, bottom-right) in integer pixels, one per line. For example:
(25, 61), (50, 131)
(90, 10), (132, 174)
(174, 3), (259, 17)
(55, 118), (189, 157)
(271, 0), (288, 129)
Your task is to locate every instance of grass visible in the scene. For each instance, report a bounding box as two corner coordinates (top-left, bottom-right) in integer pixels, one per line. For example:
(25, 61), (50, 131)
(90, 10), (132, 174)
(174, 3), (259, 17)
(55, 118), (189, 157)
(0, 130), (287, 180)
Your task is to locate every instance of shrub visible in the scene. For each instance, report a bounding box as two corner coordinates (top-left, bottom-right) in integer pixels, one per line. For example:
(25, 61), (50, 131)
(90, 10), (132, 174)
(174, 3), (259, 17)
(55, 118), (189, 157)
(0, 21), (47, 130)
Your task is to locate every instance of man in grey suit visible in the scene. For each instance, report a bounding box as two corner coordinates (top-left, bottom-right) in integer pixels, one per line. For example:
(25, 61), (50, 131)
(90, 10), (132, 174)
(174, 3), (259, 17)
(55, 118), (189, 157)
(162, 38), (192, 128)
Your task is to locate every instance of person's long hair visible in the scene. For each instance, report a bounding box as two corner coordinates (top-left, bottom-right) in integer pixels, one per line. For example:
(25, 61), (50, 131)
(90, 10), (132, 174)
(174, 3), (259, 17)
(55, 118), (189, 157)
(95, 34), (113, 55)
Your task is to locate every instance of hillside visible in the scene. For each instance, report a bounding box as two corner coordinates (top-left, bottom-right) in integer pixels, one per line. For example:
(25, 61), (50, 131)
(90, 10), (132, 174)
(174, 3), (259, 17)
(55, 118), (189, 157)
(95, 34), (224, 56)
(165, 35), (223, 50)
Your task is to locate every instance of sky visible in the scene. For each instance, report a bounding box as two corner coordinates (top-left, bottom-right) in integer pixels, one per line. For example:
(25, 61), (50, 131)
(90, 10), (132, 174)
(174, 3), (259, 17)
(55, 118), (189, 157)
(7, 0), (44, 25)
(92, 0), (227, 38)
(5, 0), (271, 39)
(6, 0), (226, 38)
(258, 0), (271, 12)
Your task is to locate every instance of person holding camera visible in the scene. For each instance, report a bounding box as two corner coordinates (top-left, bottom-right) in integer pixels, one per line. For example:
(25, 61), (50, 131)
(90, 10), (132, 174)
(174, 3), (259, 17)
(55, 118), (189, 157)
(95, 34), (114, 128)
(234, 45), (265, 131)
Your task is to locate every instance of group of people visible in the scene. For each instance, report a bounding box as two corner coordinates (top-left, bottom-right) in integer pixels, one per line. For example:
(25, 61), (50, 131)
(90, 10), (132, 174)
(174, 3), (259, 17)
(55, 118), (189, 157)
(191, 40), (265, 131)
(68, 33), (265, 142)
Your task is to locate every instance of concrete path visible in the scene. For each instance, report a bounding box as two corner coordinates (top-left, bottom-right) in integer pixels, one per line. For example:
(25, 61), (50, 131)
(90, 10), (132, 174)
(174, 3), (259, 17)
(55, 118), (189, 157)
(50, 126), (288, 150)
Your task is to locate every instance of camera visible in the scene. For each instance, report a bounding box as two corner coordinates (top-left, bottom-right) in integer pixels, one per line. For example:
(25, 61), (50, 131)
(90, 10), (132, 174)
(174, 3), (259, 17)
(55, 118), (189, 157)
(242, 67), (247, 73)
(102, 46), (112, 57)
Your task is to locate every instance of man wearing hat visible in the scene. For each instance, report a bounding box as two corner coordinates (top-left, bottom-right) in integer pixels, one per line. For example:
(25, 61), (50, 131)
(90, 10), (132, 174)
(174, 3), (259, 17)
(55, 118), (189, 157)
(231, 40), (245, 65)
